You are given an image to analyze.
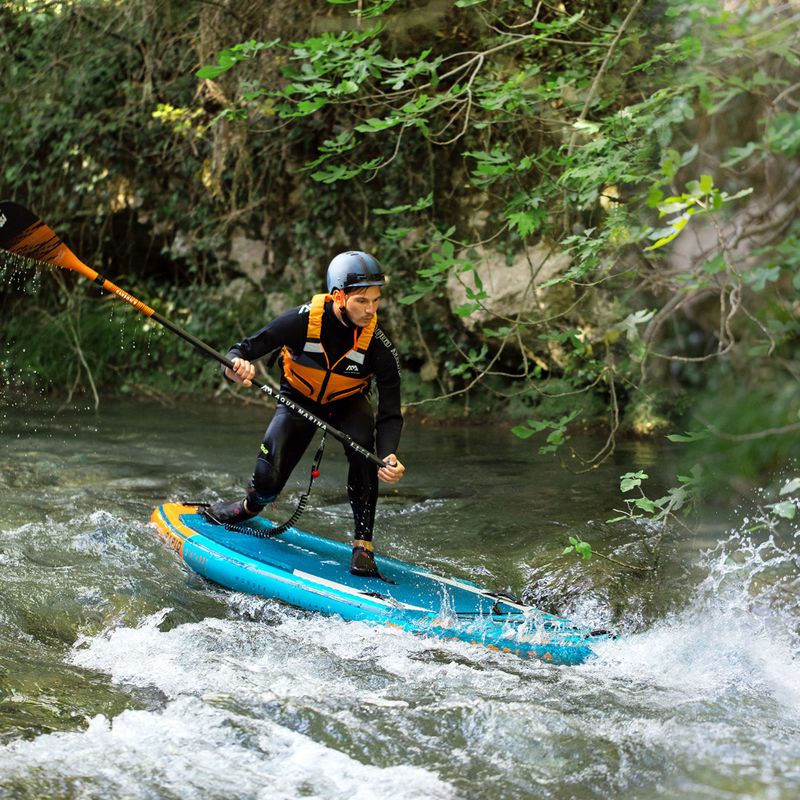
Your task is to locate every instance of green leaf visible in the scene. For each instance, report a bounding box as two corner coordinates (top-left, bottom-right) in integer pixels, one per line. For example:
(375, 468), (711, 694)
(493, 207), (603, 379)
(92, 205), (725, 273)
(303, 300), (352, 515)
(310, 164), (356, 183)
(657, 200), (690, 215)
(196, 64), (231, 79)
(743, 265), (781, 291)
(398, 294), (423, 305)
(769, 501), (796, 520)
(197, 39), (278, 80)
(620, 471), (648, 492)
(573, 119), (601, 135)
(670, 214), (691, 233)
(483, 326), (513, 338)
(355, 116), (402, 132)
(507, 210), (542, 237)
(680, 144), (700, 166)
(666, 430), (710, 442)
(724, 187), (754, 202)
(647, 186), (664, 208)
(383, 226), (415, 241)
(614, 309), (655, 341)
(703, 255), (727, 274)
(677, 465), (703, 486)
(575, 541), (592, 560)
(722, 142), (759, 167)
(779, 478), (800, 496)
(698, 174), (714, 193)
(283, 97), (328, 118)
(646, 231), (680, 251)
(660, 151), (679, 178)
(373, 193), (433, 216)
(512, 425), (537, 440)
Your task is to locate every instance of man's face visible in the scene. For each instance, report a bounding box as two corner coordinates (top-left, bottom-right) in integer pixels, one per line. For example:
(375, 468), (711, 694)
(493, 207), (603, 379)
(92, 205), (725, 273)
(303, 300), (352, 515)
(342, 286), (382, 327)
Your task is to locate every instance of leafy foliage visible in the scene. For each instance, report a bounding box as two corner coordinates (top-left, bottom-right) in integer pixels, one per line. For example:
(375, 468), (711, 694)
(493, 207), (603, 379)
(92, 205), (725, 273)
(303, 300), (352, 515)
(187, 0), (798, 463)
(1, 0), (798, 505)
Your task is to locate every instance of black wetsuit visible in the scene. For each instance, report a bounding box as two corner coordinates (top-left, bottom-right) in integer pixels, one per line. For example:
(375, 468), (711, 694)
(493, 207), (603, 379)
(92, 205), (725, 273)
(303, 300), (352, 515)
(226, 298), (403, 542)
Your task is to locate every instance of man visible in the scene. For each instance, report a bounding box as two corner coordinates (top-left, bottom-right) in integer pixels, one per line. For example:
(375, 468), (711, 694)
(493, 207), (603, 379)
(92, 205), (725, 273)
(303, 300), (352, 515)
(203, 250), (405, 578)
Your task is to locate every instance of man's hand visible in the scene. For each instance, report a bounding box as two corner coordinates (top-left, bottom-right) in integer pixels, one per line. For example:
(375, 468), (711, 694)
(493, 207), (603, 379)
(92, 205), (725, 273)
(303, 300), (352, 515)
(378, 454), (405, 484)
(225, 357), (256, 387)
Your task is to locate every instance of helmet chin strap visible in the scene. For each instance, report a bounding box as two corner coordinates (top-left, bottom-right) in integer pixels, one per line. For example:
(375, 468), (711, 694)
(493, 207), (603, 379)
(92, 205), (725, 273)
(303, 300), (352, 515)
(332, 290), (358, 329)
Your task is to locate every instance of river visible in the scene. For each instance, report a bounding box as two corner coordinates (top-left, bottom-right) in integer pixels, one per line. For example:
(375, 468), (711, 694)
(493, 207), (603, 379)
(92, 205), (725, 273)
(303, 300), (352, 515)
(0, 398), (798, 799)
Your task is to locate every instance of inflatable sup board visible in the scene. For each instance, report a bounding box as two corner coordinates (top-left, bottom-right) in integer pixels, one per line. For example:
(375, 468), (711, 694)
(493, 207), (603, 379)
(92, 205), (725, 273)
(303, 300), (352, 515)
(151, 502), (610, 665)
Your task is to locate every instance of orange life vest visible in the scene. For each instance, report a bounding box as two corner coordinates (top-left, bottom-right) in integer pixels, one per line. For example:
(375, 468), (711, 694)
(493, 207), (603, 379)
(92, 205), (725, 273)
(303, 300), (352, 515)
(282, 293), (377, 404)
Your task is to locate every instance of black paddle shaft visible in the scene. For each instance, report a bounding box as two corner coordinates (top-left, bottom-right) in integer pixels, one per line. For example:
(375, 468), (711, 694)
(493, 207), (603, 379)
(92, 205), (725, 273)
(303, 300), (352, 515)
(134, 310), (386, 470)
(0, 199), (386, 470)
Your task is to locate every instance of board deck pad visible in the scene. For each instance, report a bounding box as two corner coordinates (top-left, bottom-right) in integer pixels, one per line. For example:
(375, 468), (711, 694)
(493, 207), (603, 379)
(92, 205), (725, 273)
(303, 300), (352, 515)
(151, 502), (610, 665)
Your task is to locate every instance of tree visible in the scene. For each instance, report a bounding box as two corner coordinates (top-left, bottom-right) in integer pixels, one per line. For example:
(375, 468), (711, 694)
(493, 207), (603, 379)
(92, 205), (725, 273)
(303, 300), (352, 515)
(197, 0), (799, 495)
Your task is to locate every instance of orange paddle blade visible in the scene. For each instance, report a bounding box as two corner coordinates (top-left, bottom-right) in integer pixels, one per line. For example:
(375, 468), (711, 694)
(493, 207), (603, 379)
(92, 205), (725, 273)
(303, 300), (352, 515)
(0, 200), (154, 316)
(0, 209), (97, 279)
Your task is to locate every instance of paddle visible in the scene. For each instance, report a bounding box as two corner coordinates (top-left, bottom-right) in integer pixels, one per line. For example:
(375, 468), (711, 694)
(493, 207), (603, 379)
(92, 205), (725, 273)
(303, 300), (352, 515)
(0, 200), (386, 469)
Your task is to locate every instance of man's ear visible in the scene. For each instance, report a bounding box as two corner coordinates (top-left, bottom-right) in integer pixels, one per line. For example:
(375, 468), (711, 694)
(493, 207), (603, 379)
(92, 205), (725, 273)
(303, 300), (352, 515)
(332, 288), (346, 307)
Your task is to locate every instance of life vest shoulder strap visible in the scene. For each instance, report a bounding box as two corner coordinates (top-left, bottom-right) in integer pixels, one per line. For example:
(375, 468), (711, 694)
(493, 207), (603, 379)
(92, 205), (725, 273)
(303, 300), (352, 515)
(302, 293), (377, 359)
(354, 313), (377, 356)
(303, 293), (330, 354)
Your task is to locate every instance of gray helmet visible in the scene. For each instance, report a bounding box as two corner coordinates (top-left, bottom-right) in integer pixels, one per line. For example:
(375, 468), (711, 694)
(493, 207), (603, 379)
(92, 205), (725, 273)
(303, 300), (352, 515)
(326, 251), (385, 293)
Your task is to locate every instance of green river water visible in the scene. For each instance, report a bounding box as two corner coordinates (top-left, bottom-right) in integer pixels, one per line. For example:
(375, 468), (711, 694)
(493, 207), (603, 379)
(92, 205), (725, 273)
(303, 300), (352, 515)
(0, 398), (798, 800)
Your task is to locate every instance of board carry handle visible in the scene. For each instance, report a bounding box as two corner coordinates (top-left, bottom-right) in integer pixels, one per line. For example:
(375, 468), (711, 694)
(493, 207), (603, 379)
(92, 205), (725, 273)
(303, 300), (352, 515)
(0, 200), (386, 469)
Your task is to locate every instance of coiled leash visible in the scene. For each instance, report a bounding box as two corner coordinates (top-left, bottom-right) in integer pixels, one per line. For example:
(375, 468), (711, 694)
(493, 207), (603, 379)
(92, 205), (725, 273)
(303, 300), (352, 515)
(267, 431), (327, 537)
(186, 439), (396, 581)
(193, 432), (327, 539)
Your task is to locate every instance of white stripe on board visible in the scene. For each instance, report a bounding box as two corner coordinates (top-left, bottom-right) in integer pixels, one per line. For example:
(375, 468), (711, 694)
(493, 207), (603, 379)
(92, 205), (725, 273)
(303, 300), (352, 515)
(410, 570), (530, 611)
(293, 570), (432, 612)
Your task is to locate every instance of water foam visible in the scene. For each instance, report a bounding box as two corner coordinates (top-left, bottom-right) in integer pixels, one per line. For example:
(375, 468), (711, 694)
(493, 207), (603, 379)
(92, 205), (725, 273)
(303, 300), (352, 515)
(2, 696), (454, 800)
(589, 513), (800, 714)
(0, 609), (457, 799)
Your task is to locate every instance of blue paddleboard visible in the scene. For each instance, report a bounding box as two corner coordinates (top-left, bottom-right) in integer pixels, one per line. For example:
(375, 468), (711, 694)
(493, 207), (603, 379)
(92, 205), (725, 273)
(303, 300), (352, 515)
(151, 502), (610, 665)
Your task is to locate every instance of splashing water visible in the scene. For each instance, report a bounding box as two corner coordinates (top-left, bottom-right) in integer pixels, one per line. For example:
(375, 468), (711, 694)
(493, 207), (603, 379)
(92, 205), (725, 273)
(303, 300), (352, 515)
(1, 401), (799, 799)
(0, 251), (45, 295)
(3, 610), (455, 800)
(582, 505), (800, 798)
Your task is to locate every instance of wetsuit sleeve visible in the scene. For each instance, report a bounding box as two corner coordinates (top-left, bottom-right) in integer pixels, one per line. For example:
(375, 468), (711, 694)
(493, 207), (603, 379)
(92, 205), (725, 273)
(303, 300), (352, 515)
(370, 327), (404, 459)
(224, 305), (308, 367)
